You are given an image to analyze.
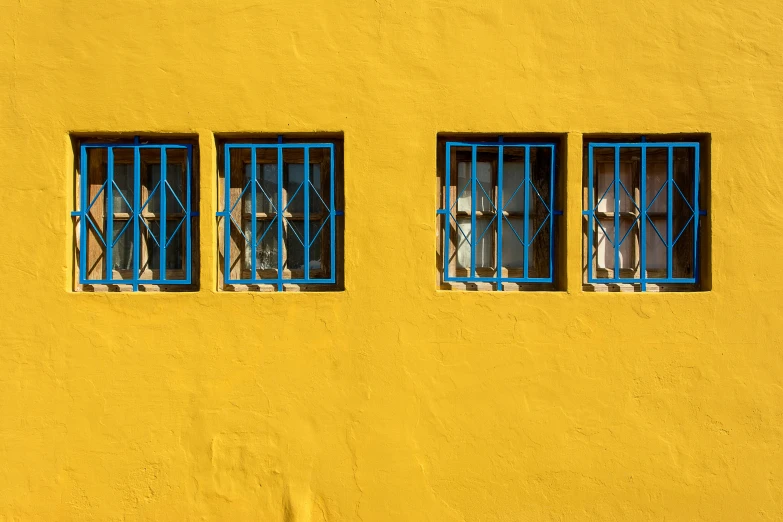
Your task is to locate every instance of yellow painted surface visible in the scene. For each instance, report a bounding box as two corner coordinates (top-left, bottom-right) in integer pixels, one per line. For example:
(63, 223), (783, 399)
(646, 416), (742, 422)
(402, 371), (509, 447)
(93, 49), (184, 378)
(1, 0), (783, 520)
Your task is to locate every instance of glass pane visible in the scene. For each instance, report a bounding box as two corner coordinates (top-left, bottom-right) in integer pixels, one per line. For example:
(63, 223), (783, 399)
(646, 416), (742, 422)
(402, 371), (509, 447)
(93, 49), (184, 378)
(646, 217), (668, 271)
(285, 220), (306, 270)
(456, 217), (493, 269)
(243, 219), (278, 271)
(147, 220), (184, 271)
(112, 220), (133, 271)
(597, 219), (636, 271)
(646, 148), (669, 214)
(243, 163), (278, 215)
(502, 161), (525, 213)
(502, 217), (524, 268)
(112, 163), (134, 213)
(287, 163), (322, 214)
(147, 163), (184, 214)
(457, 161), (493, 213)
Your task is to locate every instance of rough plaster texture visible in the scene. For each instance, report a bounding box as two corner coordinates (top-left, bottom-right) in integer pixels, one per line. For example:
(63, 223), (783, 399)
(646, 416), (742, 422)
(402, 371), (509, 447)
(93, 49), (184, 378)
(1, 0), (783, 520)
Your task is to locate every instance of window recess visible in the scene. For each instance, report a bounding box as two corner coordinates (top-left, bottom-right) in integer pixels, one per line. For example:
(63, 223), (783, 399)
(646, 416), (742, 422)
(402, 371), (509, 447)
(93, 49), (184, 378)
(72, 136), (198, 291)
(437, 137), (562, 291)
(217, 136), (344, 291)
(583, 137), (707, 292)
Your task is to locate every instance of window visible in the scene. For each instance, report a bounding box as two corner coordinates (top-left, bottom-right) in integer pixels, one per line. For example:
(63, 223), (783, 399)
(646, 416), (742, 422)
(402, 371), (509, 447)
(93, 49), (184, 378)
(217, 136), (343, 291)
(437, 136), (561, 291)
(583, 137), (707, 291)
(73, 137), (198, 291)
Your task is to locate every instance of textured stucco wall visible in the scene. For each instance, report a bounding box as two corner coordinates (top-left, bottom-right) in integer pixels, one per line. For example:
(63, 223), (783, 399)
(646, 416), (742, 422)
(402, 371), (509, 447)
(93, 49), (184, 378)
(1, 0), (783, 520)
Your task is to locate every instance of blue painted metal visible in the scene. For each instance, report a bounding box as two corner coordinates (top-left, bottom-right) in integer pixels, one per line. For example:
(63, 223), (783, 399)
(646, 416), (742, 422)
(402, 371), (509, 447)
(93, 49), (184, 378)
(219, 140), (339, 289)
(439, 139), (559, 289)
(585, 141), (702, 289)
(76, 139), (194, 289)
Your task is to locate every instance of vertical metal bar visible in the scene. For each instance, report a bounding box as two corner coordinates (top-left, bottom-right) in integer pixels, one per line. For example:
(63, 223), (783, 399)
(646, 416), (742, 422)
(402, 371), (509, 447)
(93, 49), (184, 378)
(667, 146), (674, 280)
(444, 144), (451, 281)
(329, 144), (336, 283)
(523, 145), (531, 279)
(250, 147), (257, 280)
(304, 147), (310, 281)
(223, 145), (231, 285)
(132, 145), (141, 291)
(106, 147), (114, 282)
(587, 145), (594, 283)
(186, 145), (192, 284)
(549, 144), (555, 283)
(639, 145), (647, 291)
(693, 144), (700, 283)
(496, 144), (504, 291)
(470, 145), (477, 279)
(277, 142), (284, 291)
(160, 147), (167, 281)
(613, 147), (620, 280)
(79, 146), (87, 284)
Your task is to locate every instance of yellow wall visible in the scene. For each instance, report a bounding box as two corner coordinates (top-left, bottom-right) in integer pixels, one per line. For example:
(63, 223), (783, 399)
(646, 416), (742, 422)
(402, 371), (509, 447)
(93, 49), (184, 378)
(1, 1), (782, 520)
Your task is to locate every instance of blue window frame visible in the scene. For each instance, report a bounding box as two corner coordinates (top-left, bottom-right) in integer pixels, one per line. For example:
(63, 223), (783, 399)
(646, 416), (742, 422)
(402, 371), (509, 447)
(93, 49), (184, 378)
(438, 138), (560, 290)
(218, 137), (341, 291)
(74, 137), (196, 290)
(584, 139), (704, 290)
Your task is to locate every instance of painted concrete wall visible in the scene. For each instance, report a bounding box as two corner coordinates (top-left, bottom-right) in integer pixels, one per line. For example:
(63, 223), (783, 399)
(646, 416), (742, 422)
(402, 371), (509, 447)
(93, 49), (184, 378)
(1, 0), (782, 520)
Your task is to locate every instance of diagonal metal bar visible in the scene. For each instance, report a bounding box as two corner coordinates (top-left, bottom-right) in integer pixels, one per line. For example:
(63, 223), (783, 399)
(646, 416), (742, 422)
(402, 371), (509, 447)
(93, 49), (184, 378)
(229, 214), (250, 244)
(286, 218), (304, 247)
(619, 180), (641, 213)
(309, 179), (328, 211)
(594, 180), (614, 212)
(477, 180), (497, 213)
(141, 182), (161, 212)
(85, 214), (106, 247)
(86, 181), (107, 212)
(165, 217), (185, 248)
(618, 214), (641, 247)
(164, 180), (186, 213)
(449, 214), (472, 245)
(595, 216), (613, 247)
(673, 180), (695, 215)
(672, 214), (695, 246)
(501, 181), (524, 213)
(646, 215), (667, 245)
(229, 180), (251, 215)
(530, 181), (551, 214)
(310, 215), (331, 248)
(139, 217), (160, 247)
(256, 178), (278, 212)
(450, 180), (471, 213)
(646, 180), (668, 212)
(528, 214), (551, 245)
(112, 180), (132, 212)
(283, 181), (305, 213)
(111, 218), (133, 247)
(474, 214), (497, 246)
(502, 214), (525, 246)
(256, 216), (278, 247)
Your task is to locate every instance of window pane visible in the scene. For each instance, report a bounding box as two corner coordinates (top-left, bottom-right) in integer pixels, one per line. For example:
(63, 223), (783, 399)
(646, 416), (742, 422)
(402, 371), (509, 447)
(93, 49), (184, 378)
(646, 217), (668, 271)
(502, 217), (524, 268)
(597, 219), (635, 271)
(285, 220), (305, 270)
(112, 220), (133, 271)
(287, 163), (322, 214)
(243, 219), (278, 271)
(243, 163), (278, 214)
(457, 161), (493, 213)
(148, 220), (184, 271)
(646, 148), (669, 214)
(456, 216), (493, 269)
(502, 161), (525, 213)
(112, 163), (134, 214)
(147, 163), (185, 214)
(595, 153), (635, 213)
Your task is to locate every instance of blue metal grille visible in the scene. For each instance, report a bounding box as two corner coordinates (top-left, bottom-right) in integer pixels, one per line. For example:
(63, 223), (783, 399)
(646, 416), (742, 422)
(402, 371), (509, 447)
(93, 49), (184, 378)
(438, 139), (559, 289)
(218, 138), (338, 290)
(584, 141), (702, 290)
(74, 137), (194, 290)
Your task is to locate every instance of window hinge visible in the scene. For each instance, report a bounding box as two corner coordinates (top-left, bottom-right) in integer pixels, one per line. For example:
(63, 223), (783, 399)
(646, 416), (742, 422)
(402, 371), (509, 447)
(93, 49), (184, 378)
(436, 209), (448, 215)
(70, 211), (81, 217)
(699, 210), (707, 216)
(553, 210), (564, 216)
(335, 210), (345, 216)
